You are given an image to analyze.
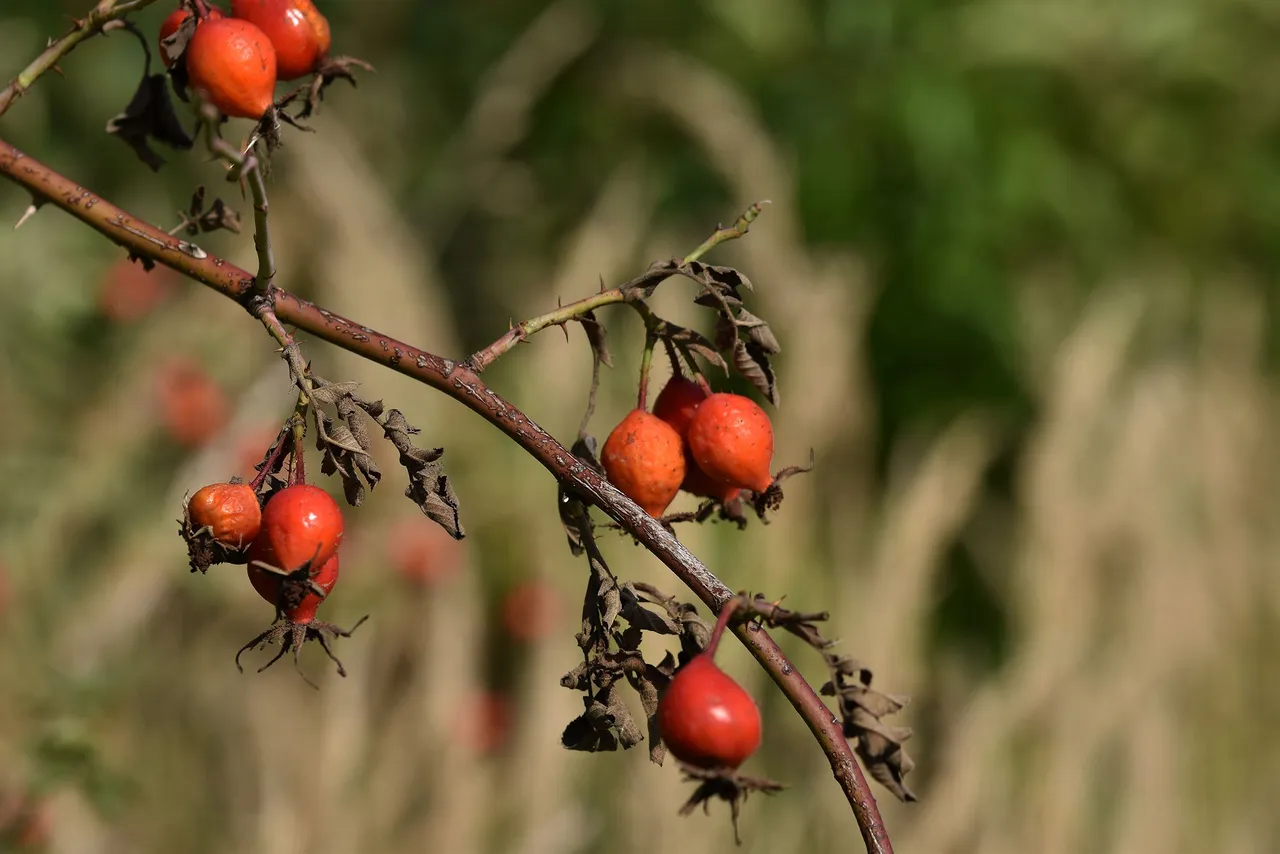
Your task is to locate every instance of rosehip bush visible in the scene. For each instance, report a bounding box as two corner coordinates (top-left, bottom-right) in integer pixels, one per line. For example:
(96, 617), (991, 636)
(0, 5), (917, 848)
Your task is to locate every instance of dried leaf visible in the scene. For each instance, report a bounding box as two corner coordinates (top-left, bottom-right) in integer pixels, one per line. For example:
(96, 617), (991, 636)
(106, 73), (194, 171)
(734, 308), (781, 354)
(379, 408), (463, 538)
(665, 324), (728, 374)
(619, 584), (680, 635)
(732, 338), (780, 406)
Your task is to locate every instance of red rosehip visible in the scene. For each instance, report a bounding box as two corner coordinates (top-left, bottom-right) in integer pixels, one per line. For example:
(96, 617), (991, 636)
(158, 4), (226, 68)
(686, 393), (774, 494)
(653, 376), (742, 503)
(657, 603), (762, 769)
(652, 375), (706, 439)
(500, 580), (560, 643)
(387, 517), (463, 588)
(155, 358), (229, 448)
(187, 482), (261, 549)
(456, 691), (512, 756)
(230, 0), (330, 80)
(247, 550), (338, 623)
(186, 17), (277, 118)
(602, 409), (686, 517)
(97, 257), (176, 321)
(252, 484), (344, 570)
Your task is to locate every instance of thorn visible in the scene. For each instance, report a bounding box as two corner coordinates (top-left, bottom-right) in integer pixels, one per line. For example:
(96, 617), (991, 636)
(13, 201), (41, 230)
(598, 274), (606, 293)
(51, 65), (65, 78)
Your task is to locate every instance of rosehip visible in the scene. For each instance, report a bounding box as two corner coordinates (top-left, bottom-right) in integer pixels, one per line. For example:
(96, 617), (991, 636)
(657, 652), (762, 769)
(186, 17), (277, 118)
(653, 376), (741, 503)
(247, 549), (338, 623)
(457, 691), (512, 755)
(98, 257), (176, 322)
(500, 580), (561, 643)
(158, 5), (226, 68)
(602, 409), (686, 517)
(156, 358), (229, 448)
(387, 517), (463, 588)
(230, 0), (331, 80)
(686, 393), (774, 493)
(252, 484), (345, 573)
(652, 375), (706, 439)
(187, 482), (261, 549)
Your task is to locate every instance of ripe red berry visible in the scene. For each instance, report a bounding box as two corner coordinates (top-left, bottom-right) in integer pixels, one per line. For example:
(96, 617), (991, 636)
(230, 0), (331, 80)
(186, 17), (277, 118)
(602, 408), (686, 517)
(500, 579), (561, 643)
(686, 393), (775, 494)
(652, 375), (706, 438)
(155, 358), (229, 448)
(187, 482), (261, 549)
(251, 484), (344, 573)
(387, 517), (463, 588)
(653, 376), (741, 503)
(657, 603), (762, 769)
(247, 550), (338, 622)
(98, 257), (176, 322)
(456, 691), (512, 755)
(158, 5), (226, 68)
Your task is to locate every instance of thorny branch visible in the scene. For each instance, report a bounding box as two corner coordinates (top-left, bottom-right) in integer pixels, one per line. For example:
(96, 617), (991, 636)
(466, 201), (768, 372)
(0, 65), (895, 854)
(0, 0), (165, 117)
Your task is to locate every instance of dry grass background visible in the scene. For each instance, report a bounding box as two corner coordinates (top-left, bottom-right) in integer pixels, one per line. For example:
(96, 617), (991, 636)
(3, 1), (1280, 852)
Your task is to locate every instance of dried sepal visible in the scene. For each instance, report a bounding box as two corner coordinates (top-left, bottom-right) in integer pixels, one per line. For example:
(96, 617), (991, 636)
(675, 764), (784, 846)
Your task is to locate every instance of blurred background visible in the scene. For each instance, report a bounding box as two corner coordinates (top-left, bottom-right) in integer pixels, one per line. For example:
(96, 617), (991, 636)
(2, 0), (1280, 852)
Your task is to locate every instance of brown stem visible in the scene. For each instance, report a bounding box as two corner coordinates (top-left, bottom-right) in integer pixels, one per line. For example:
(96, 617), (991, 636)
(703, 595), (741, 658)
(0, 138), (894, 854)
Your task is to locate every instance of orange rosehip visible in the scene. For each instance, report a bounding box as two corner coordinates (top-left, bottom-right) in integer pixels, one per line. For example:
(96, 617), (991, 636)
(186, 17), (277, 118)
(602, 409), (686, 518)
(686, 393), (774, 494)
(187, 482), (261, 549)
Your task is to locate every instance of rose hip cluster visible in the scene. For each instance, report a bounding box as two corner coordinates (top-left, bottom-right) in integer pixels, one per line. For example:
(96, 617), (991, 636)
(603, 375), (775, 519)
(159, 0), (333, 119)
(184, 481), (363, 683)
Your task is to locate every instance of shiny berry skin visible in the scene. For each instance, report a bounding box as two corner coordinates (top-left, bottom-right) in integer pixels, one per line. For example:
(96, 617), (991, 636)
(247, 550), (338, 623)
(158, 5), (225, 68)
(186, 17), (277, 118)
(254, 484), (344, 572)
(687, 393), (775, 493)
(187, 482), (261, 548)
(602, 409), (686, 517)
(653, 377), (741, 502)
(657, 654), (762, 769)
(230, 0), (331, 80)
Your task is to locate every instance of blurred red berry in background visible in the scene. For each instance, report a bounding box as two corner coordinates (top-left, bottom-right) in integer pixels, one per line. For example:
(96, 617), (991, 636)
(155, 358), (230, 448)
(97, 258), (176, 323)
(387, 517), (463, 588)
(500, 579), (561, 643)
(456, 691), (511, 756)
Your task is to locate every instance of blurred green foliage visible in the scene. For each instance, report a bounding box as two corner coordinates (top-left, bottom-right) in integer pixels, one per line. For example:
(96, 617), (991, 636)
(2, 1), (1279, 851)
